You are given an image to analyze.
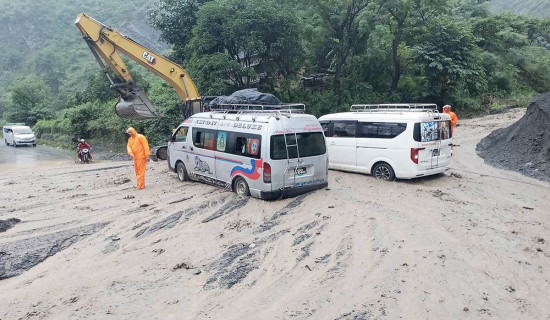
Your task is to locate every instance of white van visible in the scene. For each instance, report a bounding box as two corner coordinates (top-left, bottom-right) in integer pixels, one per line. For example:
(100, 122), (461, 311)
(2, 123), (37, 147)
(167, 104), (329, 200)
(318, 104), (452, 180)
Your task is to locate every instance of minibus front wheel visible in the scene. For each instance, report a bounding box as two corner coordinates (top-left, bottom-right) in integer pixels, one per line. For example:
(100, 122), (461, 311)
(372, 162), (395, 181)
(233, 177), (250, 197)
(176, 162), (189, 182)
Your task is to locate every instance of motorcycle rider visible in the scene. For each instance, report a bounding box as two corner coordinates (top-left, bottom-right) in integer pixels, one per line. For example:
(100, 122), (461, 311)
(77, 138), (92, 161)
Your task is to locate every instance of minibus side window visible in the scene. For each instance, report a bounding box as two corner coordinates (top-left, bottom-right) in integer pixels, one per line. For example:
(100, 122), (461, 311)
(332, 121), (356, 137)
(359, 122), (406, 139)
(193, 129), (217, 150)
(227, 132), (262, 159)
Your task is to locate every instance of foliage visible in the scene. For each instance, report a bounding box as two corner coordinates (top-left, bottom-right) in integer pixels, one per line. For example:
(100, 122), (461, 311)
(187, 0), (304, 92)
(3, 77), (55, 126)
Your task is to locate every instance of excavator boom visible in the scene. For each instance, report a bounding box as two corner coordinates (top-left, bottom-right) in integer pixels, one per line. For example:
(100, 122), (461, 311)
(75, 13), (201, 120)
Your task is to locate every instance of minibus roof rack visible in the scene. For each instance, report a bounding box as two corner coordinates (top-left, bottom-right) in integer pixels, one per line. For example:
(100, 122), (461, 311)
(350, 103), (438, 112)
(209, 103), (305, 114)
(3, 122), (27, 127)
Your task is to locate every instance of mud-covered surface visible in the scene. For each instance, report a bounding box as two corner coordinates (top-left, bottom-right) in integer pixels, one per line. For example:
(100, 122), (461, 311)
(0, 223), (108, 279)
(477, 93), (550, 181)
(0, 108), (549, 319)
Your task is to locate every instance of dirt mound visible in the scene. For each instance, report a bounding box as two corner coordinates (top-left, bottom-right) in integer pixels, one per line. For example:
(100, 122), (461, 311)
(476, 93), (550, 181)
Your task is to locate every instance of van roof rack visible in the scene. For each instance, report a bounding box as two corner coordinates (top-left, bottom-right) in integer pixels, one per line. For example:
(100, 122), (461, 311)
(351, 103), (438, 112)
(3, 122), (27, 126)
(209, 103), (305, 114)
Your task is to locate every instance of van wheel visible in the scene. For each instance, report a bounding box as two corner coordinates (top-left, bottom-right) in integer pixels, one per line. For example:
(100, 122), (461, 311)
(373, 163), (395, 181)
(234, 177), (250, 196)
(4, 139), (9, 146)
(176, 162), (189, 181)
(13, 141), (17, 147)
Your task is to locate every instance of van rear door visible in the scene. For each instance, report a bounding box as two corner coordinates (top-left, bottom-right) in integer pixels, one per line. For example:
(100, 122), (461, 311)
(414, 121), (452, 170)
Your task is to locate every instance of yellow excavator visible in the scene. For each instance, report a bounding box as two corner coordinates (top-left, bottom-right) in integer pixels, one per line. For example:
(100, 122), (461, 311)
(75, 13), (207, 120)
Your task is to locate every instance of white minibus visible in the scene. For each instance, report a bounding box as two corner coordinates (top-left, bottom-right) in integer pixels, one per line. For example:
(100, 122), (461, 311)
(2, 123), (37, 147)
(318, 104), (452, 180)
(167, 104), (329, 200)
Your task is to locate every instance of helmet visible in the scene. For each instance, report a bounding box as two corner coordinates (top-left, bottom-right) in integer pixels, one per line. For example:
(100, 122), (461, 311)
(443, 105), (451, 110)
(80, 139), (85, 142)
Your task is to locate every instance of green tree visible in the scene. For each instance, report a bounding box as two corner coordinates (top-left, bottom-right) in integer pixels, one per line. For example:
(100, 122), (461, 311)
(149, 0), (214, 62)
(310, 0), (371, 103)
(187, 0), (303, 93)
(412, 19), (486, 107)
(3, 77), (54, 126)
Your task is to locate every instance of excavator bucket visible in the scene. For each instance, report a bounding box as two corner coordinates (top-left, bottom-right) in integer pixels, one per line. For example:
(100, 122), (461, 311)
(114, 90), (161, 120)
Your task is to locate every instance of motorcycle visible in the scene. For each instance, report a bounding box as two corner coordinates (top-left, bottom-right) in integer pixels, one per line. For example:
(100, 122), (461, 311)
(80, 148), (91, 163)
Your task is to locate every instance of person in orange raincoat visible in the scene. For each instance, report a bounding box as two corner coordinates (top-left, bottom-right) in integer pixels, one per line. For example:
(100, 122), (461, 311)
(126, 127), (150, 189)
(442, 105), (458, 136)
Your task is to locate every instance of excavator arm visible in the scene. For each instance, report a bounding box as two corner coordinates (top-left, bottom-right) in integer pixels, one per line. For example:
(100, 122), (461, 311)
(75, 13), (203, 120)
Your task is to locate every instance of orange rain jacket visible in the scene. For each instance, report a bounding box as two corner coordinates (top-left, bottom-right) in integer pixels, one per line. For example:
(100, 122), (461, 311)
(126, 127), (150, 189)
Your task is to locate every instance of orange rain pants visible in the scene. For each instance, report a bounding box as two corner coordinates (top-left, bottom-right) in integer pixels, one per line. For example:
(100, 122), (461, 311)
(126, 127), (150, 189)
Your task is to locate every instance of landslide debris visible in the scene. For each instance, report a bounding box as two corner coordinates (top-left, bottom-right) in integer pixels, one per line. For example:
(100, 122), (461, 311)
(0, 223), (108, 279)
(477, 93), (550, 181)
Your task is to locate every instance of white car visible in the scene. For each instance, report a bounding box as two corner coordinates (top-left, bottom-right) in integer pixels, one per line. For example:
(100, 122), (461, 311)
(3, 123), (37, 147)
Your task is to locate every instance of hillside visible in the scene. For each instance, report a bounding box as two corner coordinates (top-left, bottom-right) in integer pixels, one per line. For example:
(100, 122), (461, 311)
(0, 0), (164, 102)
(488, 0), (550, 18)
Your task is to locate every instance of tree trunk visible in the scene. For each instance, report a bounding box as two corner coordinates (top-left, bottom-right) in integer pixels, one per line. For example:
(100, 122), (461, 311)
(391, 19), (404, 92)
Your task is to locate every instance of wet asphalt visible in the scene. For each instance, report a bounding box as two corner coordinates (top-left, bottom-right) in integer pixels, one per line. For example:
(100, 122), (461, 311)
(0, 142), (74, 164)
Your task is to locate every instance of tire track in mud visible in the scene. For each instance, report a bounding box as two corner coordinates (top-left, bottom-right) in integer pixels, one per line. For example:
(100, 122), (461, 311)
(201, 196), (250, 223)
(203, 194), (340, 291)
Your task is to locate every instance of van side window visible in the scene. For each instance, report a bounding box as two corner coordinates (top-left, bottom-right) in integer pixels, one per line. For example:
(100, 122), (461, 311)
(193, 129), (217, 150)
(359, 122), (407, 139)
(172, 126), (188, 142)
(332, 121), (356, 137)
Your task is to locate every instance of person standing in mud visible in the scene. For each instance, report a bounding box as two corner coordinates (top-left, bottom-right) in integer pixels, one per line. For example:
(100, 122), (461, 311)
(443, 105), (458, 136)
(126, 127), (150, 189)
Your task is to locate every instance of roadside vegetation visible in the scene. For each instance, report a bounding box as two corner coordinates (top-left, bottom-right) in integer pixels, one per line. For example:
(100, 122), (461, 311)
(1, 0), (549, 148)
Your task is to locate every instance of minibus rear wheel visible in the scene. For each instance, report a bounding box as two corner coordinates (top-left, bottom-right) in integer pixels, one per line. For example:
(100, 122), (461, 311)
(176, 162), (189, 182)
(372, 162), (395, 181)
(234, 177), (250, 196)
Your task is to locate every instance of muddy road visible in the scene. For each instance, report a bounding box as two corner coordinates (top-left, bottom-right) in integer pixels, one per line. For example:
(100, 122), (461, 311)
(0, 108), (549, 319)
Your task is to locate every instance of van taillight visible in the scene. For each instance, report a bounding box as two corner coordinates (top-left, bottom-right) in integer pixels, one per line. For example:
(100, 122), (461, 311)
(263, 162), (271, 183)
(410, 148), (425, 164)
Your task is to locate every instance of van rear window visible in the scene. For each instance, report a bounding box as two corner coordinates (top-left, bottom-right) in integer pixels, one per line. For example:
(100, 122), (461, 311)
(270, 132), (326, 160)
(413, 121), (451, 142)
